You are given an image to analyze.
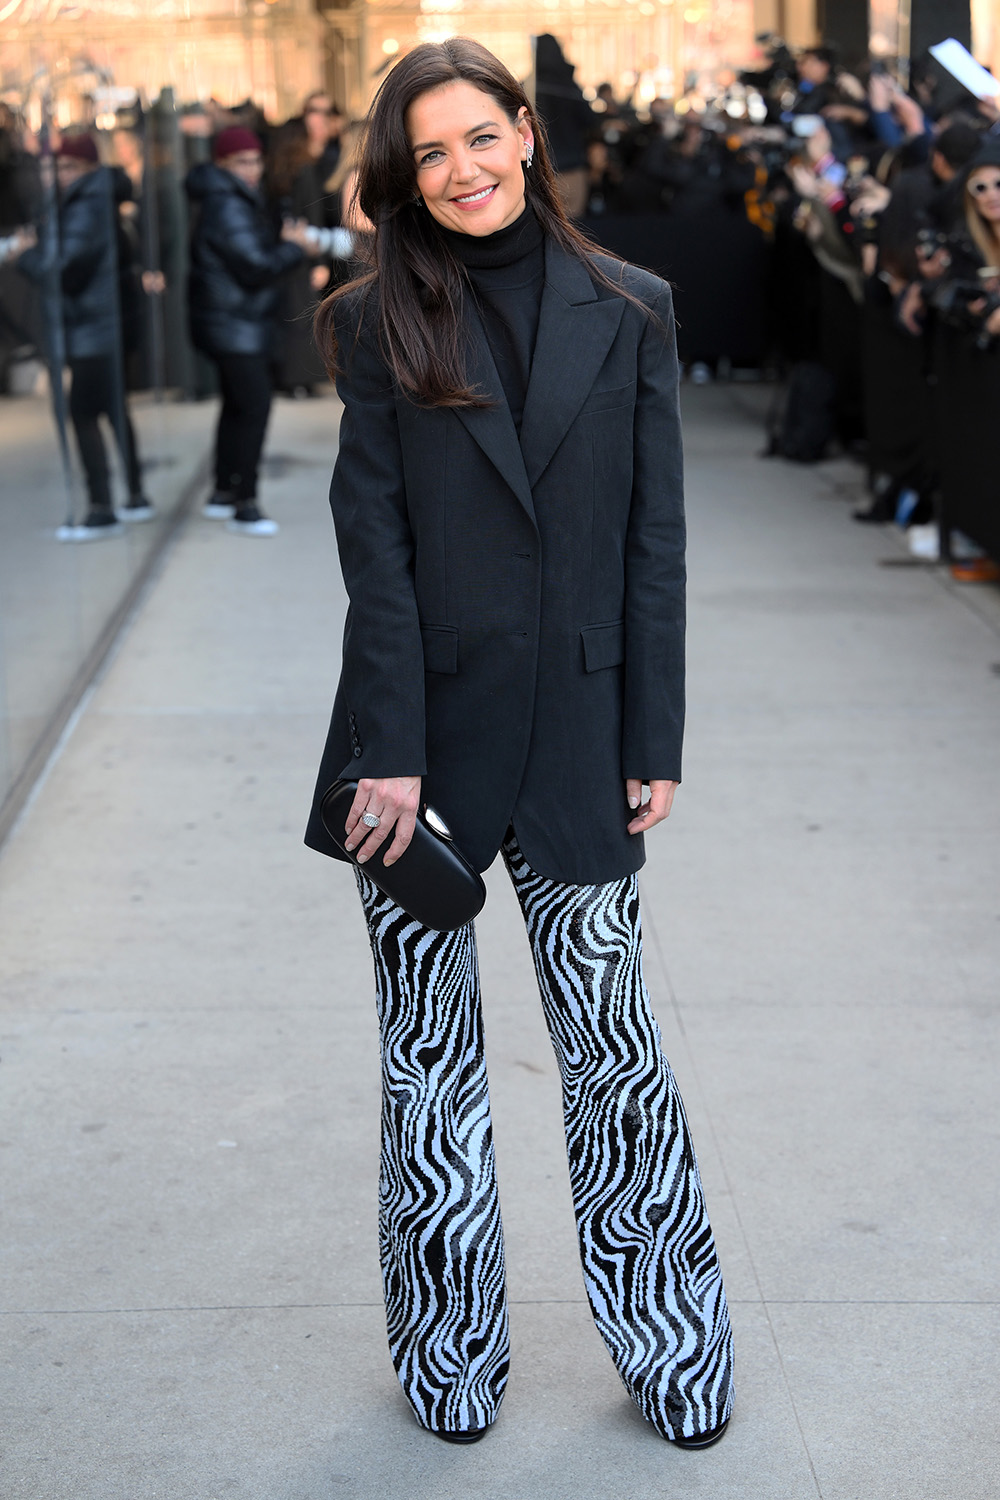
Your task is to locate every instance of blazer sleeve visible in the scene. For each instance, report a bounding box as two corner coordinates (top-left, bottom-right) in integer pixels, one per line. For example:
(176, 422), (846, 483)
(623, 283), (686, 783)
(329, 295), (427, 779)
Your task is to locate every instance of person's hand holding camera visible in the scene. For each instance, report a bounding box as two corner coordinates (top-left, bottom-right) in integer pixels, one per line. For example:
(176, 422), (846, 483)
(850, 177), (891, 218)
(915, 241), (950, 280)
(890, 86), (926, 138)
(868, 74), (893, 114)
(789, 162), (820, 200)
(898, 281), (926, 336)
(10, 225), (37, 257)
(281, 217), (319, 253)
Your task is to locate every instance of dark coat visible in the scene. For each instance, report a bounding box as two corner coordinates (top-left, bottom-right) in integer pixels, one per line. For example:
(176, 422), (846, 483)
(185, 162), (302, 356)
(534, 35), (595, 175)
(305, 241), (686, 885)
(18, 165), (140, 360)
(271, 158), (331, 390)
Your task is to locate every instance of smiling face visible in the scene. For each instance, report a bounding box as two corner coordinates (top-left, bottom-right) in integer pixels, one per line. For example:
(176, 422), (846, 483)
(967, 166), (1000, 227)
(406, 80), (532, 236)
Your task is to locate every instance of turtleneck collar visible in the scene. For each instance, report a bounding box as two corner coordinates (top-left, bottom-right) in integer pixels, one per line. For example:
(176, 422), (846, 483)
(438, 201), (544, 271)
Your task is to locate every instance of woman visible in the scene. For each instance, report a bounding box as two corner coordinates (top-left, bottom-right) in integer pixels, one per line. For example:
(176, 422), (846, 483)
(324, 122), (374, 238)
(305, 38), (734, 1447)
(926, 143), (1000, 572)
(185, 126), (311, 535)
(267, 116), (334, 395)
(960, 146), (1000, 277)
(17, 134), (151, 535)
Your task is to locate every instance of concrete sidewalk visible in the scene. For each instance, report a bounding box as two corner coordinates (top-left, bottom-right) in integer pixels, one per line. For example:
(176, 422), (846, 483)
(2, 387), (998, 1500)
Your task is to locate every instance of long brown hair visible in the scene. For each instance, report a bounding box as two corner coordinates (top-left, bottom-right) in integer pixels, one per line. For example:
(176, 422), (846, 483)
(964, 189), (1000, 272)
(315, 37), (641, 407)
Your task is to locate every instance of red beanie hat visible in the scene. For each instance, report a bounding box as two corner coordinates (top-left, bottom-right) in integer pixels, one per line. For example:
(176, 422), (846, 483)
(55, 134), (99, 164)
(212, 125), (263, 161)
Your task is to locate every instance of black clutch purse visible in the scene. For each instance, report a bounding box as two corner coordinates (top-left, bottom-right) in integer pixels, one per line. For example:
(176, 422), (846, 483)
(320, 780), (486, 932)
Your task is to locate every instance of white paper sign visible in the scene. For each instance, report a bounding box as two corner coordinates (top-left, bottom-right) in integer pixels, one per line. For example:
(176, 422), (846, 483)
(929, 38), (1000, 100)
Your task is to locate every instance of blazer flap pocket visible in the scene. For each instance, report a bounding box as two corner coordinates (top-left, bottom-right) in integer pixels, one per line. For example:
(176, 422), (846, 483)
(421, 624), (459, 674)
(581, 620), (625, 672)
(578, 380), (636, 416)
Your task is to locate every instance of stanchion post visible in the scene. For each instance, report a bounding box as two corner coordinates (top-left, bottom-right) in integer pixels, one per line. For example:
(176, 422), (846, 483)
(139, 97), (166, 403)
(36, 97), (79, 531)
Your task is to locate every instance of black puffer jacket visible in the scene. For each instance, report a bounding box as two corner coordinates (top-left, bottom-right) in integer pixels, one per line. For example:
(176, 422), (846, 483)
(186, 162), (303, 355)
(18, 165), (140, 359)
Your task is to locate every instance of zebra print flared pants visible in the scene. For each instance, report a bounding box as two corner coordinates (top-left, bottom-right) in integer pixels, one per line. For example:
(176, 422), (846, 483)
(354, 829), (734, 1440)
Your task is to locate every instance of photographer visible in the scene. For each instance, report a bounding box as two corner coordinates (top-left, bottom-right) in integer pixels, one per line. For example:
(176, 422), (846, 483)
(785, 48), (874, 157)
(634, 114), (757, 218)
(186, 126), (314, 535)
(921, 143), (1000, 571)
(852, 123), (981, 522)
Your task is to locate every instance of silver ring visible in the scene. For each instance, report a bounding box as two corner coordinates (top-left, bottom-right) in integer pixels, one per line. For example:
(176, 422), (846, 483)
(361, 811), (381, 829)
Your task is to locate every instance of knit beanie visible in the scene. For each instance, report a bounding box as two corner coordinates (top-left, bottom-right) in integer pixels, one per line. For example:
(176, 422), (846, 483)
(212, 126), (263, 161)
(55, 134), (99, 164)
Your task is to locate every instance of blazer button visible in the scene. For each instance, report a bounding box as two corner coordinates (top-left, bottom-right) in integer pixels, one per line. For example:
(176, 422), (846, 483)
(353, 746), (363, 758)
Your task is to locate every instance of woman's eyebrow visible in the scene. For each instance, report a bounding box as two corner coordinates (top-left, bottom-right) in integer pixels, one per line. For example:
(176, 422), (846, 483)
(411, 120), (501, 153)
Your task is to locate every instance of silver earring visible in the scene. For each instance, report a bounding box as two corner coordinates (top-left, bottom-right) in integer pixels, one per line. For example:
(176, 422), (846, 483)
(525, 141), (534, 170)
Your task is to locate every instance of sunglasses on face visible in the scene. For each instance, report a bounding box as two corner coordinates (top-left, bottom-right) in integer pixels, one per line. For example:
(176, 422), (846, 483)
(970, 177), (1000, 195)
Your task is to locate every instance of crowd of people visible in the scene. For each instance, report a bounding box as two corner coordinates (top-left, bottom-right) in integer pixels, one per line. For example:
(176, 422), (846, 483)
(1, 37), (999, 568)
(537, 36), (1000, 575)
(0, 88), (362, 538)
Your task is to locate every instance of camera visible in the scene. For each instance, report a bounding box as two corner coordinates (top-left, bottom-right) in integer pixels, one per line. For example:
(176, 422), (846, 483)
(927, 276), (1000, 347)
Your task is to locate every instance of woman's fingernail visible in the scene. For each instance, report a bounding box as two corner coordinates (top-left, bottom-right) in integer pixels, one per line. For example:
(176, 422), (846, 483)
(628, 796), (639, 809)
(345, 842), (354, 851)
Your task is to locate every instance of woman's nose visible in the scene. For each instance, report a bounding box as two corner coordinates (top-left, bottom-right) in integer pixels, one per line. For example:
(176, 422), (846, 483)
(451, 151), (480, 184)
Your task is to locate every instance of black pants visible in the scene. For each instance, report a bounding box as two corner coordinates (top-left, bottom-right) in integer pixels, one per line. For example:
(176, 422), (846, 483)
(68, 354), (142, 513)
(212, 352), (272, 503)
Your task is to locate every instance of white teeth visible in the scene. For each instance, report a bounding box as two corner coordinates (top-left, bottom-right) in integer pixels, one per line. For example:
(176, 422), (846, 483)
(455, 185), (495, 204)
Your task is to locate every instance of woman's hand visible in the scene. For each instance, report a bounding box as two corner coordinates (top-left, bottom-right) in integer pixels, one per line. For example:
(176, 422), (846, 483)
(626, 779), (678, 836)
(344, 776), (421, 867)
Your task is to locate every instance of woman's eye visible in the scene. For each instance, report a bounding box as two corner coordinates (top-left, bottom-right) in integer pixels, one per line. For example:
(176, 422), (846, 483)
(418, 150), (443, 167)
(472, 134), (498, 148)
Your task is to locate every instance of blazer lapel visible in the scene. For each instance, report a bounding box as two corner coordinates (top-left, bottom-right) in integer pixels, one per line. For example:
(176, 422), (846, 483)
(519, 242), (627, 490)
(452, 298), (536, 526)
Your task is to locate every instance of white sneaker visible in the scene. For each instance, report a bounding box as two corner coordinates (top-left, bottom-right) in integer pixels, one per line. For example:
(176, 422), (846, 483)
(952, 530), (984, 560)
(57, 514), (125, 542)
(203, 494), (236, 520)
(907, 524), (984, 562)
(117, 496), (155, 523)
(225, 504), (278, 537)
(906, 523), (939, 560)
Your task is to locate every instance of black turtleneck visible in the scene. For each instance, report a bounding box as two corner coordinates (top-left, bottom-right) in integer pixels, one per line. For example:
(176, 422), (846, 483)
(441, 204), (545, 431)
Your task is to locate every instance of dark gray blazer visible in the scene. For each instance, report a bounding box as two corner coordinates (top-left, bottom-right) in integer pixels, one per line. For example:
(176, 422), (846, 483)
(304, 239), (685, 885)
